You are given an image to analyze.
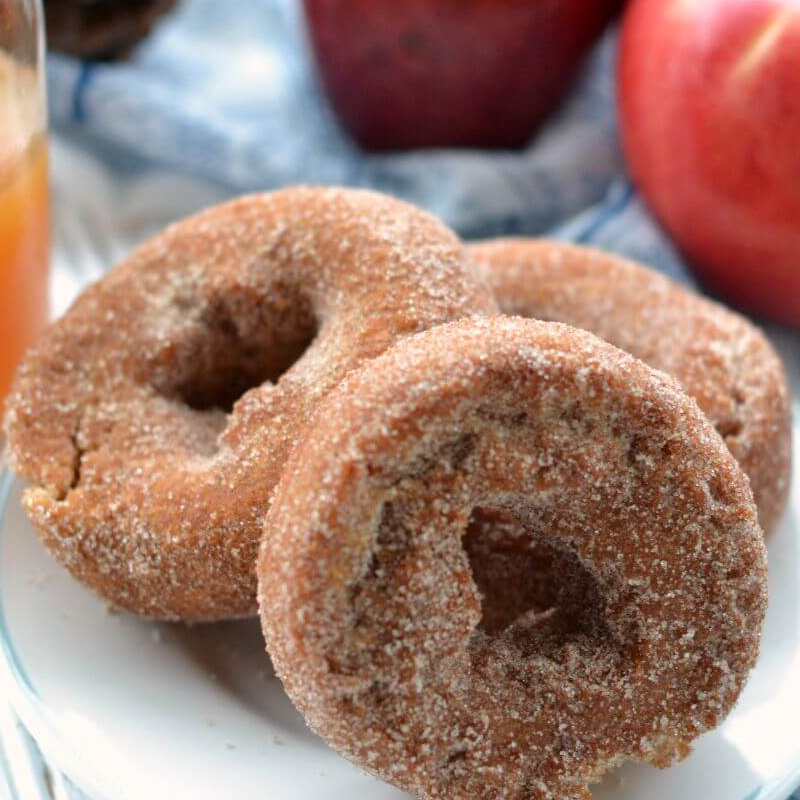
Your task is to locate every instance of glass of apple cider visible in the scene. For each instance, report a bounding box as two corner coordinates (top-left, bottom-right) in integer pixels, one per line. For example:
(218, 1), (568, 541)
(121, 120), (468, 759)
(0, 0), (49, 408)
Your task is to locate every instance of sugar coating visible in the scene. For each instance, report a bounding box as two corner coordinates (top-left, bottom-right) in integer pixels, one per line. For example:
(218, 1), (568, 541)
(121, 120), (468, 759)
(259, 316), (767, 800)
(470, 239), (792, 535)
(2, 186), (497, 621)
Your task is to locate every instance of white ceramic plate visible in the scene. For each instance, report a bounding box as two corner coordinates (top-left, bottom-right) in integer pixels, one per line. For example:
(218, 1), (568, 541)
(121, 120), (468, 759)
(1, 366), (798, 800)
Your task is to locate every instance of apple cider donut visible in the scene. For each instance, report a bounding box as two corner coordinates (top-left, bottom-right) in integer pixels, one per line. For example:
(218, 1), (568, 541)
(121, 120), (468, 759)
(470, 239), (792, 535)
(260, 317), (766, 800)
(3, 186), (497, 622)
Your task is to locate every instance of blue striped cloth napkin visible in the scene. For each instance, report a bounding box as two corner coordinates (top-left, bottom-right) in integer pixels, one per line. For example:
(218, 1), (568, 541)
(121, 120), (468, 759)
(46, 0), (691, 279)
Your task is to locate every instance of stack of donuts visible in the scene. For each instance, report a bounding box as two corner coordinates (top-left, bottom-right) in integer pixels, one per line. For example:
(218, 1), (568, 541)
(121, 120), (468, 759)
(3, 187), (791, 800)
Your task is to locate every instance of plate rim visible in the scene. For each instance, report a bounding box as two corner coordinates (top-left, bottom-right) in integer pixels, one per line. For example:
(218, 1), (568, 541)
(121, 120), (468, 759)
(0, 469), (119, 800)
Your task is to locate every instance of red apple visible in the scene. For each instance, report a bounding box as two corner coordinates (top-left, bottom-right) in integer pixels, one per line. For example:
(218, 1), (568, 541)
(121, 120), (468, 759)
(619, 0), (800, 326)
(304, 0), (620, 151)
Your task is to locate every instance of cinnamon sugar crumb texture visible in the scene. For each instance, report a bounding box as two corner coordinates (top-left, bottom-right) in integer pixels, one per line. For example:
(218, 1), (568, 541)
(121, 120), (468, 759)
(2, 186), (497, 621)
(259, 317), (767, 800)
(470, 239), (792, 535)
(1, 190), (775, 797)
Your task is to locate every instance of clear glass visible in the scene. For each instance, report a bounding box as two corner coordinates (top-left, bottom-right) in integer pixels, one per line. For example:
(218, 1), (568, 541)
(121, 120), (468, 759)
(0, 0), (49, 405)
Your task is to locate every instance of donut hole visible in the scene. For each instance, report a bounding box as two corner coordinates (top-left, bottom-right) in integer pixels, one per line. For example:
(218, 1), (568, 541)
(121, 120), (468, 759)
(175, 333), (316, 412)
(464, 507), (607, 641)
(155, 292), (319, 413)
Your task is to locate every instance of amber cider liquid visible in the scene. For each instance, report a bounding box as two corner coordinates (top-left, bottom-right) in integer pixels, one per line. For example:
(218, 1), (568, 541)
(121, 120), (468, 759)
(0, 54), (49, 406)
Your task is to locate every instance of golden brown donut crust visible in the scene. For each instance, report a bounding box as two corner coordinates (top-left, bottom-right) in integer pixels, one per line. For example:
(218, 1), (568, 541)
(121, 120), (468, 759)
(470, 239), (792, 535)
(3, 186), (497, 621)
(260, 317), (766, 800)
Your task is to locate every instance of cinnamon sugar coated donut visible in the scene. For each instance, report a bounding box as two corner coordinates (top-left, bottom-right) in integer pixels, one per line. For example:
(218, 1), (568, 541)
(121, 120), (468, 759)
(259, 317), (766, 800)
(2, 186), (497, 621)
(470, 239), (792, 535)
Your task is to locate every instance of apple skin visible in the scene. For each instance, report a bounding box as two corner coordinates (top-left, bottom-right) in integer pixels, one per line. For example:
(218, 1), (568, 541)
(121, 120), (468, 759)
(619, 0), (800, 326)
(304, 0), (620, 151)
